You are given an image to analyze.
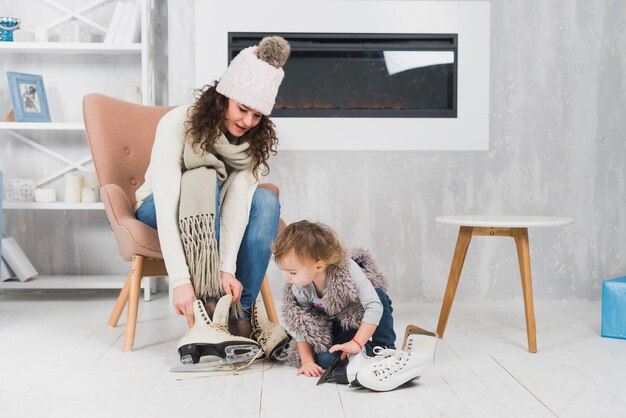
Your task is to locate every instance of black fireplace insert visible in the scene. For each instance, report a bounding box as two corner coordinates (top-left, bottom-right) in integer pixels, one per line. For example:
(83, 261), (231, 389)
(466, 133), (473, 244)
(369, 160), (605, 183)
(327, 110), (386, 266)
(227, 33), (458, 118)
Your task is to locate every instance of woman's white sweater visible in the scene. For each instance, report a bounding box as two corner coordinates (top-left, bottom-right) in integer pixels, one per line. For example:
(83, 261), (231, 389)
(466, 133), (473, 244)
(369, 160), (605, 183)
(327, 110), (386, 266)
(135, 105), (258, 289)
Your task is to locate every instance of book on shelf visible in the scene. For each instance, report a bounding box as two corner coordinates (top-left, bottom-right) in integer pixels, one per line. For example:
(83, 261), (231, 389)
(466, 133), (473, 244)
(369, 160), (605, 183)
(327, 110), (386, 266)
(0, 257), (15, 281)
(113, 2), (133, 44)
(105, 0), (140, 44)
(1, 237), (38, 281)
(104, 1), (126, 44)
(122, 0), (141, 44)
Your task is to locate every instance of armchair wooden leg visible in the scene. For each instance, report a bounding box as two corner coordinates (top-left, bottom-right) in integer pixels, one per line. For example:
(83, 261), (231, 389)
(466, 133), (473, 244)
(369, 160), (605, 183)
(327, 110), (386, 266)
(107, 271), (131, 327)
(260, 275), (279, 324)
(124, 255), (144, 352)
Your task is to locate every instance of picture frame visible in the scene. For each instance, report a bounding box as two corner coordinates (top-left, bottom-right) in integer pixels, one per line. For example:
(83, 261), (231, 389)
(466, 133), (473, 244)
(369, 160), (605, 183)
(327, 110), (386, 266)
(6, 71), (51, 122)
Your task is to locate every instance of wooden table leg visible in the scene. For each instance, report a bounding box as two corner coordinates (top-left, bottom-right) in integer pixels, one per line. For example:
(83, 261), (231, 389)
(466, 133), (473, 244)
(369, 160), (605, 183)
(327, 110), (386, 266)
(512, 228), (537, 353)
(436, 226), (473, 337)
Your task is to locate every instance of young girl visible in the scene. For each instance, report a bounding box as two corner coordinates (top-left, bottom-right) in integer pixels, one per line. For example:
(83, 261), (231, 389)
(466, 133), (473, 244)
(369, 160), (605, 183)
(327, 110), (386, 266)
(273, 220), (397, 377)
(135, 36), (290, 354)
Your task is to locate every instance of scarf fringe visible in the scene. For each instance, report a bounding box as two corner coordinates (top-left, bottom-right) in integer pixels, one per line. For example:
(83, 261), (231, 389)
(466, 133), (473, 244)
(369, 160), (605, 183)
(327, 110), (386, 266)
(179, 213), (243, 318)
(180, 214), (220, 298)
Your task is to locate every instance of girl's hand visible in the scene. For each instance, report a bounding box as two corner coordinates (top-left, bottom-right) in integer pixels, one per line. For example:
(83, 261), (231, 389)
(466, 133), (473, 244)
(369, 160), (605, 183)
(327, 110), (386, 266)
(172, 283), (197, 327)
(297, 361), (324, 377)
(329, 339), (362, 359)
(220, 271), (243, 304)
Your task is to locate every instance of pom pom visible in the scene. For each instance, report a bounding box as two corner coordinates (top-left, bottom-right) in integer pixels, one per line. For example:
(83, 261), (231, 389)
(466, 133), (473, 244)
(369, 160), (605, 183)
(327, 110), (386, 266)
(257, 36), (291, 68)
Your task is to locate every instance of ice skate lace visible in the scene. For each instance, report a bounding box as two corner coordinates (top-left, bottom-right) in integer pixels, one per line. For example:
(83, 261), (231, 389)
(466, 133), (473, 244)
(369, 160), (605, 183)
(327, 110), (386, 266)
(250, 304), (271, 347)
(372, 346), (396, 358)
(196, 302), (231, 335)
(372, 351), (410, 378)
(371, 339), (413, 378)
(212, 323), (231, 335)
(251, 328), (270, 347)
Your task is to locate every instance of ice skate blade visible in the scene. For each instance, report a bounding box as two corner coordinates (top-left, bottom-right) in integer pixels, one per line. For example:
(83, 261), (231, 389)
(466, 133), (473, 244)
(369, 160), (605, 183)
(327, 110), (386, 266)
(225, 344), (262, 363)
(170, 358), (229, 373)
(171, 350), (263, 373)
(269, 336), (291, 361)
(178, 340), (261, 364)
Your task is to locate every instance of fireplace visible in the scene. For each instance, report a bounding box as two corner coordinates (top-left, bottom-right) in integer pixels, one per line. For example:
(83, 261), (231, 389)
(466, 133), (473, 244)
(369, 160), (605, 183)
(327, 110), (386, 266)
(195, 0), (490, 150)
(228, 33), (458, 118)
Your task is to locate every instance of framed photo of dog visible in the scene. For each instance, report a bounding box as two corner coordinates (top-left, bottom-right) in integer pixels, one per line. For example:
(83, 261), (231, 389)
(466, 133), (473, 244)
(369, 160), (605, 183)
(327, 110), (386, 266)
(6, 71), (51, 122)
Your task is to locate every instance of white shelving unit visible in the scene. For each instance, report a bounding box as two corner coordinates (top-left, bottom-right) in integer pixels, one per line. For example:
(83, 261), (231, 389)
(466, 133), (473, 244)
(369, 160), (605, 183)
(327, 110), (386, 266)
(1, 0), (157, 300)
(0, 123), (97, 187)
(3, 201), (104, 210)
(0, 42), (142, 54)
(0, 275), (150, 289)
(0, 122), (85, 130)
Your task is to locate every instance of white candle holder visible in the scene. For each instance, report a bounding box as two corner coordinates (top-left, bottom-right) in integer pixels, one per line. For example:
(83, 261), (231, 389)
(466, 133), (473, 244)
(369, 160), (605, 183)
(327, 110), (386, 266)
(64, 172), (82, 203)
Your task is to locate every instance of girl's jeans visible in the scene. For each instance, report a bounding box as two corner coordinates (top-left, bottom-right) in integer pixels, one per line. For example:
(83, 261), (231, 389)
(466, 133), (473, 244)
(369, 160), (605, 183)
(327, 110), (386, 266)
(314, 288), (397, 369)
(135, 183), (280, 319)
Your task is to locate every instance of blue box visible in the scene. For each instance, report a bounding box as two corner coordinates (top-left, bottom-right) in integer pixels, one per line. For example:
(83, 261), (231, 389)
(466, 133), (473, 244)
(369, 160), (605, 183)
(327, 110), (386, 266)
(601, 276), (626, 340)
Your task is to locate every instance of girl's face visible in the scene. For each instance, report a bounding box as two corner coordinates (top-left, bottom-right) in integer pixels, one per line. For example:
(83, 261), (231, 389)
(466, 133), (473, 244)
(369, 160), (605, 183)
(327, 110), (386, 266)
(277, 250), (326, 287)
(225, 99), (262, 137)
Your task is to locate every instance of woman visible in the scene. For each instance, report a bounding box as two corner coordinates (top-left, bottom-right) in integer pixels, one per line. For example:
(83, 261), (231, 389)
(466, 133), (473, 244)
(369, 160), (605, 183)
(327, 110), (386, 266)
(134, 36), (290, 358)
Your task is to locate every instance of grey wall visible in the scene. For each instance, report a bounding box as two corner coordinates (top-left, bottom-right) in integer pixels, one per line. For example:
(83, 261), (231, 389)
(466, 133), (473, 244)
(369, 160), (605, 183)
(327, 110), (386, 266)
(170, 0), (626, 302)
(2, 0), (624, 303)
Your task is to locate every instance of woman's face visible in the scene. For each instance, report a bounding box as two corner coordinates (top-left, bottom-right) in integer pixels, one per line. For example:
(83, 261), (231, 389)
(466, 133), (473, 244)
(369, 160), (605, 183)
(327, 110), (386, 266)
(225, 99), (262, 137)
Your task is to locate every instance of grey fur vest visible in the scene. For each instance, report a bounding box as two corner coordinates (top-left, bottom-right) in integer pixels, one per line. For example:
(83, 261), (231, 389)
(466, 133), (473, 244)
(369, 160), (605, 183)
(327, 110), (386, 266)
(281, 248), (390, 367)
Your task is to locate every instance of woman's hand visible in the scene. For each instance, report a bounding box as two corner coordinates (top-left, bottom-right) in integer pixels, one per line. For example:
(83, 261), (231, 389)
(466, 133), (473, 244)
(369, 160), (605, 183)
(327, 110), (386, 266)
(172, 283), (197, 327)
(220, 271), (243, 304)
(297, 361), (324, 377)
(329, 339), (362, 359)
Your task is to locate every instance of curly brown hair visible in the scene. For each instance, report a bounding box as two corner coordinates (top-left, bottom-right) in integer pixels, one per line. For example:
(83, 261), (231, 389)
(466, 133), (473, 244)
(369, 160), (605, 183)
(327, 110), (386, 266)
(184, 81), (278, 178)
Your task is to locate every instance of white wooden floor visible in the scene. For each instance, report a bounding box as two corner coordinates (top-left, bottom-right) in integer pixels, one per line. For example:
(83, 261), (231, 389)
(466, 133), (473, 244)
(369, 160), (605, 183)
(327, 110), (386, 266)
(1, 291), (625, 418)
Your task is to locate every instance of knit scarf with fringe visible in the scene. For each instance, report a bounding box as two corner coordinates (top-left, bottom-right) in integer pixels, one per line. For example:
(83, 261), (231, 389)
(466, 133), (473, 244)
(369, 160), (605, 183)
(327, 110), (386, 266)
(179, 134), (253, 316)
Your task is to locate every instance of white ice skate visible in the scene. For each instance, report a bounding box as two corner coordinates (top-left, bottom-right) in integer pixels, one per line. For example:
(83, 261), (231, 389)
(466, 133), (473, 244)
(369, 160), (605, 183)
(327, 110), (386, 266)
(250, 299), (291, 361)
(401, 324), (437, 352)
(353, 325), (438, 392)
(173, 295), (262, 371)
(338, 347), (397, 386)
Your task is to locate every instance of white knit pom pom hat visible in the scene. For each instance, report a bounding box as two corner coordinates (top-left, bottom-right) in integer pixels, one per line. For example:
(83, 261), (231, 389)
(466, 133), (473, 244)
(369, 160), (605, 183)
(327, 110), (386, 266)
(216, 36), (291, 116)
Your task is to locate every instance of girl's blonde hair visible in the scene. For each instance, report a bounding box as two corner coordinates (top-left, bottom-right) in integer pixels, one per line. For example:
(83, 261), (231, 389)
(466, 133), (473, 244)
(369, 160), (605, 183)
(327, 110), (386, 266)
(272, 220), (343, 267)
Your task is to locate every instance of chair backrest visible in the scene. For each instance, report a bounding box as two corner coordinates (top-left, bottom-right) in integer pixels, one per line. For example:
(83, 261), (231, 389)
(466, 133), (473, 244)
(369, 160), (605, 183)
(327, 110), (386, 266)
(83, 94), (175, 206)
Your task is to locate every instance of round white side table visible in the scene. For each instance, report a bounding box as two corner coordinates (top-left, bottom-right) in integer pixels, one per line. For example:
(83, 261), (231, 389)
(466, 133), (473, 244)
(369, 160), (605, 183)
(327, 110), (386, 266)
(435, 215), (573, 353)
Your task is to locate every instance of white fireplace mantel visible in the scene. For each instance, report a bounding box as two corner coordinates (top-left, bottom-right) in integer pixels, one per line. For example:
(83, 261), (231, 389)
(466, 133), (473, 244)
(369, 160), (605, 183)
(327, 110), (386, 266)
(195, 0), (490, 151)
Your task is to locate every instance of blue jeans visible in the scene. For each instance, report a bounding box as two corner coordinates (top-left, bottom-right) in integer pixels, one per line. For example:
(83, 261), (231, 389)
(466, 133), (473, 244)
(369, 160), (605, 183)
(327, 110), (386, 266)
(315, 288), (397, 369)
(136, 184), (280, 319)
(136, 182), (223, 239)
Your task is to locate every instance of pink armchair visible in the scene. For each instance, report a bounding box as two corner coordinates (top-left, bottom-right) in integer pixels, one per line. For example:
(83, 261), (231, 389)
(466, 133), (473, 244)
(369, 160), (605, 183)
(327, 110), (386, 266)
(83, 93), (280, 351)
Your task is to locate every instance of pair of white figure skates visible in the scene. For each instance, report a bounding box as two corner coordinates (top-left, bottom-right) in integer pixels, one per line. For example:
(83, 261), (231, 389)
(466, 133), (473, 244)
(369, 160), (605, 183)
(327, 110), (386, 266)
(176, 294), (290, 367)
(330, 325), (438, 392)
